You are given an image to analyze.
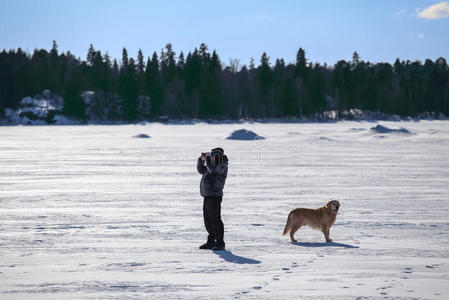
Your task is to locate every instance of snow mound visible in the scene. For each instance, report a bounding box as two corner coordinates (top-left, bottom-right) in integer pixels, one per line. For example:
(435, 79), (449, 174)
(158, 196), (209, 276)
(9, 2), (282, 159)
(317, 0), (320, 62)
(226, 129), (265, 140)
(133, 133), (151, 138)
(371, 124), (411, 134)
(350, 127), (366, 132)
(319, 136), (334, 141)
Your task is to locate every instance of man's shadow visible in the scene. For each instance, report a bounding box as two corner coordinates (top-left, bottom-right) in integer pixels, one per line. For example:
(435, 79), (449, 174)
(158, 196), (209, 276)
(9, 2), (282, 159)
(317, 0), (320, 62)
(213, 250), (261, 264)
(291, 241), (359, 249)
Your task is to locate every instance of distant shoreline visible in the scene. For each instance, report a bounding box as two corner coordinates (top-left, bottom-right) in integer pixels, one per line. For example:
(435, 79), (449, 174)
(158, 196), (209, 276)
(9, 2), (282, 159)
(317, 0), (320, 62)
(1, 116), (448, 127)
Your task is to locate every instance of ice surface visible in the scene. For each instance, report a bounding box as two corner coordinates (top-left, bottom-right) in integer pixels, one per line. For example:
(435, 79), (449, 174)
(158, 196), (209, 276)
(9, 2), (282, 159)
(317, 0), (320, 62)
(1, 121), (449, 299)
(226, 128), (265, 140)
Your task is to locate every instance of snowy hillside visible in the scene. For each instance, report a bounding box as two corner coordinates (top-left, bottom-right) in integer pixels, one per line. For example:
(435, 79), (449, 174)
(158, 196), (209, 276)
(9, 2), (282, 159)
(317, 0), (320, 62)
(0, 121), (448, 299)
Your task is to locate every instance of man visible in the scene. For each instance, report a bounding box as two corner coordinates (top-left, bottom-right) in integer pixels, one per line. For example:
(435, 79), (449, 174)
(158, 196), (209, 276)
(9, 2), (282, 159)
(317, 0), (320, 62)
(197, 147), (228, 250)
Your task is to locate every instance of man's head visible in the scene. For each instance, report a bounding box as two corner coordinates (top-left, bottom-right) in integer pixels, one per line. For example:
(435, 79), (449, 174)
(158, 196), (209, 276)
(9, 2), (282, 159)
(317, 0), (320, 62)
(211, 147), (224, 165)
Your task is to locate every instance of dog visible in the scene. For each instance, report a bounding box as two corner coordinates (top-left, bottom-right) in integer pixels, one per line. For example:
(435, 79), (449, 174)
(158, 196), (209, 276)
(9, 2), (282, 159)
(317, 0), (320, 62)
(283, 200), (340, 243)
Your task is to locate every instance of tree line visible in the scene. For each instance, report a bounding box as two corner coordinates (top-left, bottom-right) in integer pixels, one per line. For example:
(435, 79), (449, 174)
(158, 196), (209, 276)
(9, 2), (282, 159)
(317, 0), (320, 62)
(1, 41), (448, 120)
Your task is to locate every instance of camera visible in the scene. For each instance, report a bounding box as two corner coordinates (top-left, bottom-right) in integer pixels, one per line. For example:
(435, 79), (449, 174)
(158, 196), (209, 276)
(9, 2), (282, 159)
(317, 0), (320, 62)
(201, 148), (224, 165)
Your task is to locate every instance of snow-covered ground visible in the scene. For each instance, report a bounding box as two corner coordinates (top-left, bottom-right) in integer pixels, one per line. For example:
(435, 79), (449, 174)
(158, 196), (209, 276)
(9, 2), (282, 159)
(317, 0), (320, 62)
(1, 121), (448, 299)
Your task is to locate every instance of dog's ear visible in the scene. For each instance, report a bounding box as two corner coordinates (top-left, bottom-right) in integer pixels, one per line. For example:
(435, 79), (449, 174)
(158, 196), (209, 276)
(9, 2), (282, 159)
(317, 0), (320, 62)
(326, 202), (332, 214)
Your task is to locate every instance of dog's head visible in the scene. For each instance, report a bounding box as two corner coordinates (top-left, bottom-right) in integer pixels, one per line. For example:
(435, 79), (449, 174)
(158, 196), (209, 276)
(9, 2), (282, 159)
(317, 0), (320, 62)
(327, 200), (340, 214)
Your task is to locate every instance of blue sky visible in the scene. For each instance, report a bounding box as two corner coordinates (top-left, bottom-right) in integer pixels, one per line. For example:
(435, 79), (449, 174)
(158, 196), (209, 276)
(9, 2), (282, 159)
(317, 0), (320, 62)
(0, 0), (448, 67)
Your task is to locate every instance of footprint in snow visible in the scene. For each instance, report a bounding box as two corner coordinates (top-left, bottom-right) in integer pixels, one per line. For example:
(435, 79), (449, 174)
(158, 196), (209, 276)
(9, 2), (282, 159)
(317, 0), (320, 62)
(377, 285), (393, 295)
(402, 267), (413, 274)
(425, 264), (441, 269)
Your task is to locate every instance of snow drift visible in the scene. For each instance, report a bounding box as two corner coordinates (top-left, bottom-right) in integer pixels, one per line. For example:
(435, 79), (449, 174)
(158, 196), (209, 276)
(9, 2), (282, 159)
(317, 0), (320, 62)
(226, 129), (265, 140)
(133, 133), (151, 138)
(371, 124), (412, 134)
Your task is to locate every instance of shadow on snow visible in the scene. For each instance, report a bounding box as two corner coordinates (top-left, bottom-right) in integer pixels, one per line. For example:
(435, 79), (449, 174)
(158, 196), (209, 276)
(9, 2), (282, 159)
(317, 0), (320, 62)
(291, 241), (359, 249)
(213, 250), (261, 264)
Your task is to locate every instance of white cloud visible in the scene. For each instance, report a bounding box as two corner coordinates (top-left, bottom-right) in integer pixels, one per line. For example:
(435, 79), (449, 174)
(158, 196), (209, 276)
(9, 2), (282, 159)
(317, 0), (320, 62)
(409, 32), (426, 39)
(418, 1), (449, 19)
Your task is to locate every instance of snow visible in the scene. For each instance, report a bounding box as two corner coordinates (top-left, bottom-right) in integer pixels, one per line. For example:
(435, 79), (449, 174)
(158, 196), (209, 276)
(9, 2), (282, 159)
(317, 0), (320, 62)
(133, 133), (151, 138)
(82, 91), (96, 105)
(21, 106), (49, 119)
(371, 124), (412, 134)
(3, 108), (21, 123)
(0, 92), (81, 125)
(19, 95), (63, 112)
(19, 96), (34, 106)
(1, 92), (65, 125)
(0, 121), (448, 299)
(226, 128), (265, 140)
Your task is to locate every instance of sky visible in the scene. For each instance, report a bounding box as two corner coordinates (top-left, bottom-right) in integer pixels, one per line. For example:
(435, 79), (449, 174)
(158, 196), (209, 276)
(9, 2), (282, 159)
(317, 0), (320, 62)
(0, 0), (448, 67)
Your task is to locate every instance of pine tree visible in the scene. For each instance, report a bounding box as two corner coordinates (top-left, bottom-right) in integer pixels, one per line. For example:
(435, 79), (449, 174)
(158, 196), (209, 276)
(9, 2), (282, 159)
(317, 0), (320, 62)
(104, 52), (111, 68)
(210, 50), (221, 72)
(137, 49), (145, 75)
(249, 57), (255, 70)
(145, 52), (163, 117)
(121, 47), (129, 70)
(258, 52), (272, 90)
(199, 43), (210, 65)
(50, 40), (58, 60)
(63, 71), (85, 119)
(295, 47), (307, 78)
(119, 54), (138, 121)
(87, 44), (95, 66)
(184, 49), (201, 95)
(160, 43), (176, 84)
(177, 51), (185, 72)
(257, 52), (273, 116)
(351, 51), (360, 70)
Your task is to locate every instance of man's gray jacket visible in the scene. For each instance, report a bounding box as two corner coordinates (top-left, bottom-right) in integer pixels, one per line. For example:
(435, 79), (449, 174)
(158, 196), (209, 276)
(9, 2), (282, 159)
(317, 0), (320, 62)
(197, 155), (228, 197)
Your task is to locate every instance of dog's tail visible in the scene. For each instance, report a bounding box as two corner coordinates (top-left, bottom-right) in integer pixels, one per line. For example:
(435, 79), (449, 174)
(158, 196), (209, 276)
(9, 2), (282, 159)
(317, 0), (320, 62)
(282, 211), (293, 235)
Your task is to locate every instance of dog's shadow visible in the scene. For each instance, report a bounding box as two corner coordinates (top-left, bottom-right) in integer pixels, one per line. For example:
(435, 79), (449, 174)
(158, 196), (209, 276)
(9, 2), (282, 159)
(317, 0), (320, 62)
(213, 250), (261, 264)
(291, 241), (359, 249)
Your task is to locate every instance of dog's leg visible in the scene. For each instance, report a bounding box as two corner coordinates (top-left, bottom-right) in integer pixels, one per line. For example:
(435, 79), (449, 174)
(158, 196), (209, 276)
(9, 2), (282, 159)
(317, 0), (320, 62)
(290, 223), (302, 242)
(322, 226), (332, 242)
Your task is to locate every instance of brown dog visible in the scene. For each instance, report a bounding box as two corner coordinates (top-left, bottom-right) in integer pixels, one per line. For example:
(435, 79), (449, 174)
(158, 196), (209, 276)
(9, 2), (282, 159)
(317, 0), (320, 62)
(283, 200), (340, 242)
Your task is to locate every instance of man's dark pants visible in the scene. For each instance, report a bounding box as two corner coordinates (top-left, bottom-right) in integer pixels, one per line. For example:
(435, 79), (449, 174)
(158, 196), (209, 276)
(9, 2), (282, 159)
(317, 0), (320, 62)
(203, 196), (224, 245)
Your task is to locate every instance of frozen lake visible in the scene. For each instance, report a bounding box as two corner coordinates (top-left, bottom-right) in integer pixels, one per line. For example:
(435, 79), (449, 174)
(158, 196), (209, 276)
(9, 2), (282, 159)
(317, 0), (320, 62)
(1, 121), (449, 299)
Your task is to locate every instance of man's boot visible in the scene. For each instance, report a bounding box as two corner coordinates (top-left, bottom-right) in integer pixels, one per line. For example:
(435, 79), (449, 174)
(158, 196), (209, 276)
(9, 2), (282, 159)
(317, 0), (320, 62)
(212, 241), (225, 251)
